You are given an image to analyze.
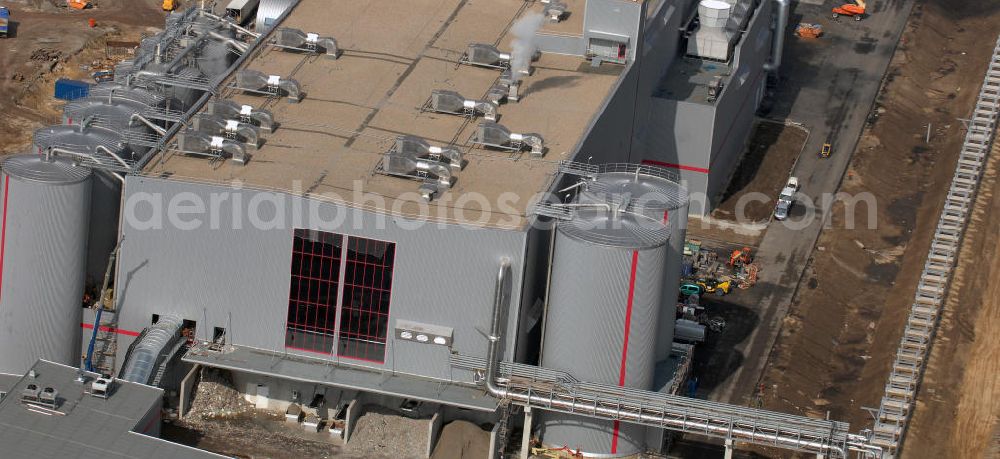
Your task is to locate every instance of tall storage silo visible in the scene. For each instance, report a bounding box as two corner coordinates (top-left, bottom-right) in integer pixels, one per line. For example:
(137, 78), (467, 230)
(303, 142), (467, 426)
(578, 165), (690, 362)
(0, 155), (93, 374)
(539, 207), (670, 457)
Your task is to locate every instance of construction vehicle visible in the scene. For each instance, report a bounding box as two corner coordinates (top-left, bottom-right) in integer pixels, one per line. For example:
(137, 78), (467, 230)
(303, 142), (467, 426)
(820, 142), (832, 158)
(795, 23), (823, 38)
(728, 246), (753, 268)
(162, 0), (176, 11)
(679, 283), (703, 297)
(832, 0), (866, 21)
(696, 278), (732, 296)
(0, 7), (9, 39)
(67, 0), (91, 10)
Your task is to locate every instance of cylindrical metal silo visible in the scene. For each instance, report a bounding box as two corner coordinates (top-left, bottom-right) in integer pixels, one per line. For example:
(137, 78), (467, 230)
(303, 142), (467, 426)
(579, 165), (690, 362)
(539, 208), (669, 457)
(0, 155), (93, 374)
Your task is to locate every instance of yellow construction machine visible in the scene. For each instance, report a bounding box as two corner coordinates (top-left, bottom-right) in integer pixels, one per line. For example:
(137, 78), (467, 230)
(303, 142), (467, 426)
(163, 0), (177, 11)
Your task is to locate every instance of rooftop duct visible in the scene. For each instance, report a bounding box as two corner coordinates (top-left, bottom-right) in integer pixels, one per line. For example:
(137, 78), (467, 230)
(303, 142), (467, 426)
(235, 69), (304, 102)
(177, 129), (250, 164)
(193, 114), (263, 148)
(392, 135), (463, 171)
(425, 90), (498, 121)
(273, 27), (340, 59)
(686, 0), (756, 61)
(379, 153), (455, 200)
(471, 122), (544, 156)
(540, 0), (568, 22)
(207, 99), (276, 132)
(461, 43), (511, 69)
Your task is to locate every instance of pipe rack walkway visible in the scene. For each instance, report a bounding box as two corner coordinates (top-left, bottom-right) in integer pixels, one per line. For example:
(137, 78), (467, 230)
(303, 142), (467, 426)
(871, 34), (1000, 456)
(453, 354), (873, 458)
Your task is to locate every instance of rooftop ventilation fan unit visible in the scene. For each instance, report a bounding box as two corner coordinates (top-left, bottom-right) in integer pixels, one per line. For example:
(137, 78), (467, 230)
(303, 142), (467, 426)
(425, 90), (498, 121)
(380, 153), (455, 201)
(541, 0), (568, 22)
(235, 69), (303, 103)
(207, 99), (276, 132)
(177, 129), (250, 164)
(471, 121), (545, 156)
(393, 135), (463, 171)
(461, 43), (511, 69)
(193, 114), (263, 148)
(273, 27), (340, 59)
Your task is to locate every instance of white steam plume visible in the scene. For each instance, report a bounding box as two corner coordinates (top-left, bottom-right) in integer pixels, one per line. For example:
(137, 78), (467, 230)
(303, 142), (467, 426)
(509, 12), (545, 81)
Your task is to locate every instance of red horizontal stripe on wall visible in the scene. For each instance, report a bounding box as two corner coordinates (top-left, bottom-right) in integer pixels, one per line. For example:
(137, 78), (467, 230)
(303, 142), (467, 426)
(81, 322), (141, 337)
(641, 159), (710, 174)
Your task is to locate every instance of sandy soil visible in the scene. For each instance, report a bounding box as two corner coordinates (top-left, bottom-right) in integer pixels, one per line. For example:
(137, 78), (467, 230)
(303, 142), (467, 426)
(750, 1), (1000, 455)
(0, 0), (166, 155)
(430, 420), (490, 459)
(901, 141), (1000, 458)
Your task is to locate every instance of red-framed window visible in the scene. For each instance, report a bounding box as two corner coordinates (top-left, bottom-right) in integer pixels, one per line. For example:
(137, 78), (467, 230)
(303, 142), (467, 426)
(338, 237), (395, 363)
(285, 229), (343, 354)
(284, 230), (396, 364)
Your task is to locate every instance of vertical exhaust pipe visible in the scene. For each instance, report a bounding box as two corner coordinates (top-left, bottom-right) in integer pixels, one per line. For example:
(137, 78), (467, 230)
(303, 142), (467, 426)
(764, 0), (790, 72)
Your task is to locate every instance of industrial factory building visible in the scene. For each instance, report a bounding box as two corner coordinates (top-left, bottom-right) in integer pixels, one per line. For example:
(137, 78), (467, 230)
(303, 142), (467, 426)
(0, 1), (847, 458)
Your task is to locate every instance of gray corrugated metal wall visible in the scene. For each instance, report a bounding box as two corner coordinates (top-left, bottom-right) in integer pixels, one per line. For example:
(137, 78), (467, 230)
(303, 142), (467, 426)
(115, 176), (526, 385)
(539, 224), (667, 456)
(635, 0), (776, 215)
(0, 156), (92, 374)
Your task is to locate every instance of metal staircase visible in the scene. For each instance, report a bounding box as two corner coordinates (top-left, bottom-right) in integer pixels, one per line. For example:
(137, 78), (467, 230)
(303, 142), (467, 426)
(91, 309), (119, 376)
(871, 34), (1000, 456)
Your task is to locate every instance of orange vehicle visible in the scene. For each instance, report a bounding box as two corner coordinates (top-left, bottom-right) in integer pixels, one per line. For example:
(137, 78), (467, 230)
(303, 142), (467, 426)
(67, 0), (91, 10)
(833, 0), (866, 21)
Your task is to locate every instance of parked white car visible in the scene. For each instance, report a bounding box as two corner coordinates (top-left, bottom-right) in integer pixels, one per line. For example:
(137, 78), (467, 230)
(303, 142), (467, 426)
(774, 176), (799, 221)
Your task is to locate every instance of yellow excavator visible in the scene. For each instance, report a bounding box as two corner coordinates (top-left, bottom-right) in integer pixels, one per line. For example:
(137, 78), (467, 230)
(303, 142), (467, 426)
(833, 0), (866, 21)
(162, 0), (177, 11)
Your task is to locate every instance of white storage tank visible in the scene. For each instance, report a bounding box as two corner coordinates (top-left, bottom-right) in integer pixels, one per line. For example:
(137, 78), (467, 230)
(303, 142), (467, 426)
(539, 206), (670, 457)
(0, 155), (93, 374)
(578, 165), (690, 362)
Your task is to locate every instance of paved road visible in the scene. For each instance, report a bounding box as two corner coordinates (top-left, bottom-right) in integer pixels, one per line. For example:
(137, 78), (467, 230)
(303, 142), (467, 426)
(707, 0), (917, 406)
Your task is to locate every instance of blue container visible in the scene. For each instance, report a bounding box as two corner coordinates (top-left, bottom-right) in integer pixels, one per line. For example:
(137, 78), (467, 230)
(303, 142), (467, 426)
(54, 79), (91, 101)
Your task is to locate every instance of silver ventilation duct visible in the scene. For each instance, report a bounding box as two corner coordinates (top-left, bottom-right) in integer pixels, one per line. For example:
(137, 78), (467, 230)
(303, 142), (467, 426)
(393, 135), (463, 171)
(381, 153), (454, 200)
(207, 99), (276, 132)
(120, 315), (184, 385)
(177, 130), (250, 164)
(273, 27), (339, 59)
(541, 0), (568, 22)
(193, 114), (263, 148)
(461, 43), (511, 69)
(236, 69), (304, 102)
(472, 122), (545, 156)
(428, 90), (498, 121)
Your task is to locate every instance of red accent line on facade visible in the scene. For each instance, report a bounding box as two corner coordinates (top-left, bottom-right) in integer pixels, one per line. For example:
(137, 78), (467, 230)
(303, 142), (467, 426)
(0, 176), (9, 304)
(612, 249), (640, 454)
(640, 159), (710, 174)
(81, 323), (141, 337)
(662, 210), (669, 225)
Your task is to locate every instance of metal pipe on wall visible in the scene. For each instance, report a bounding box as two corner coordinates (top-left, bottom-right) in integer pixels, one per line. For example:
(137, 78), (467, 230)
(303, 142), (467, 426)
(764, 0), (790, 72)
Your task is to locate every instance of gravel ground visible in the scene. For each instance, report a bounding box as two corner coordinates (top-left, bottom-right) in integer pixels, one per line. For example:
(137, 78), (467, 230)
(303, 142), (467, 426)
(184, 368), (256, 422)
(345, 405), (430, 459)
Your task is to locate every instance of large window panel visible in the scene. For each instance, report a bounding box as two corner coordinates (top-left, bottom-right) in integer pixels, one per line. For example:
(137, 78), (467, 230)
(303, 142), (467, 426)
(285, 229), (342, 353)
(338, 237), (395, 363)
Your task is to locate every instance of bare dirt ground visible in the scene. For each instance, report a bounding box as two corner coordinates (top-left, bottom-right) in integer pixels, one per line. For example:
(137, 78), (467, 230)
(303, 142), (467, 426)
(714, 122), (809, 223)
(687, 122), (809, 247)
(749, 0), (1000, 456)
(901, 141), (1000, 458)
(0, 0), (166, 155)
